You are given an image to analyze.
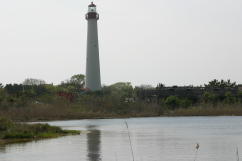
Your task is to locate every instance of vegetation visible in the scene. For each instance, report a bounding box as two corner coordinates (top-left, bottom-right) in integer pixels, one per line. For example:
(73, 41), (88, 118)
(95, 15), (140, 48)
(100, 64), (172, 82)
(0, 76), (242, 121)
(0, 117), (80, 144)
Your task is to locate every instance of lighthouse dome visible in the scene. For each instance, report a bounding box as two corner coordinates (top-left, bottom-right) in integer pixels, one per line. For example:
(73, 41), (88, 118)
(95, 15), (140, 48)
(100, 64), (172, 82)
(88, 2), (96, 12)
(86, 2), (99, 20)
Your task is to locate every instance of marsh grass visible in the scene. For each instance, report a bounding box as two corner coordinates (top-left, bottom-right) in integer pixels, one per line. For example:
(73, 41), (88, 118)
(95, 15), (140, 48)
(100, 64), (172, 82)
(171, 104), (242, 116)
(0, 102), (162, 121)
(125, 121), (135, 161)
(0, 117), (80, 144)
(236, 147), (240, 161)
(0, 102), (242, 121)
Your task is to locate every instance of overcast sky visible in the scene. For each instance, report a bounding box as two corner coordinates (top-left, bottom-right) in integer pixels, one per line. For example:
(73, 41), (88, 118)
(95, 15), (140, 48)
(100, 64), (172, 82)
(0, 0), (241, 86)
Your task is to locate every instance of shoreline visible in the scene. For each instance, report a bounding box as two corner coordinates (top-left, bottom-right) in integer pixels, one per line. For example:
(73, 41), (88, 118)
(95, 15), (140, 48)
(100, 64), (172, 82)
(0, 132), (80, 145)
(1, 104), (242, 122)
(23, 113), (242, 123)
(1, 108), (241, 145)
(0, 130), (80, 145)
(0, 133), (78, 145)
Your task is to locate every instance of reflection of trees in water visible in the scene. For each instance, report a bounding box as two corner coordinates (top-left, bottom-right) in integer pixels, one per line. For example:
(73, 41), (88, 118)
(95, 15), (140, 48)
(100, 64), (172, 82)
(0, 146), (6, 153)
(87, 125), (101, 161)
(0, 140), (38, 153)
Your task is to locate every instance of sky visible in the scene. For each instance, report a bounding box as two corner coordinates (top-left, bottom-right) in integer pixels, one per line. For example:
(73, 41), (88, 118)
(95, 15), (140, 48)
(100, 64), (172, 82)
(0, 0), (241, 86)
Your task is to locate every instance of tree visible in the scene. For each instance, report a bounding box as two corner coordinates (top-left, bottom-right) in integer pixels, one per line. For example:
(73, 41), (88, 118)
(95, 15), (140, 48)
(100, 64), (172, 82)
(0, 85), (5, 104)
(103, 82), (134, 99)
(224, 92), (236, 104)
(179, 99), (192, 108)
(156, 83), (165, 90)
(23, 78), (46, 86)
(205, 79), (237, 89)
(164, 96), (180, 110)
(202, 92), (218, 104)
(60, 74), (85, 92)
(70, 74), (85, 87)
(238, 92), (242, 103)
(109, 82), (132, 90)
(5, 84), (23, 96)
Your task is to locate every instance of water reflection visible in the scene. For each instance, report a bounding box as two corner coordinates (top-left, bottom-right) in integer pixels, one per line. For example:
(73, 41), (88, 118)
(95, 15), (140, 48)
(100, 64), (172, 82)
(0, 139), (40, 154)
(87, 125), (101, 161)
(1, 117), (242, 161)
(0, 146), (6, 153)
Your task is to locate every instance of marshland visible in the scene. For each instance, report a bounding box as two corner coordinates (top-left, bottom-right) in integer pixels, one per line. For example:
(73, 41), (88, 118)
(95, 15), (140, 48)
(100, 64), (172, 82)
(0, 117), (242, 161)
(1, 78), (242, 121)
(0, 78), (242, 160)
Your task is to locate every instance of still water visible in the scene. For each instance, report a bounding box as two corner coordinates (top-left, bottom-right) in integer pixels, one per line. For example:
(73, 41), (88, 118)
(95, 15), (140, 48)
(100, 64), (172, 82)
(0, 117), (242, 161)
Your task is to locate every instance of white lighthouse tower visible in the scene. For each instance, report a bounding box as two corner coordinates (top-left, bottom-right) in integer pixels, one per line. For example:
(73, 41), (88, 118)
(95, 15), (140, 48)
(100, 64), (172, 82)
(85, 2), (101, 91)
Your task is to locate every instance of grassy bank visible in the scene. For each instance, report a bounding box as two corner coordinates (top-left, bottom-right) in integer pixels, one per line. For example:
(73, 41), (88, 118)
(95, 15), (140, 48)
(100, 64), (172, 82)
(0, 102), (242, 122)
(0, 117), (80, 144)
(170, 104), (242, 116)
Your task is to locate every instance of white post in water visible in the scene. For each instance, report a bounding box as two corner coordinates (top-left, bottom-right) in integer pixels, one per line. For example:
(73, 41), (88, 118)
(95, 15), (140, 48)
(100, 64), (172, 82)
(85, 2), (101, 91)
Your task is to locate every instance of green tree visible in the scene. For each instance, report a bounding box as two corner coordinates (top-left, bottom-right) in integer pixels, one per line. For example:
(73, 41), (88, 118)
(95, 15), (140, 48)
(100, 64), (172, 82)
(156, 83), (165, 90)
(164, 96), (180, 110)
(0, 86), (5, 105)
(5, 84), (23, 96)
(179, 98), (192, 108)
(70, 74), (85, 87)
(0, 117), (14, 131)
(205, 79), (237, 89)
(224, 92), (236, 104)
(202, 92), (218, 104)
(60, 74), (85, 92)
(106, 82), (134, 98)
(238, 92), (242, 103)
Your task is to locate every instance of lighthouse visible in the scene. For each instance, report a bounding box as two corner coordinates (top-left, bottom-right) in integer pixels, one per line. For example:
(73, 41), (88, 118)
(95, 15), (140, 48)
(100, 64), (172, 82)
(85, 2), (101, 91)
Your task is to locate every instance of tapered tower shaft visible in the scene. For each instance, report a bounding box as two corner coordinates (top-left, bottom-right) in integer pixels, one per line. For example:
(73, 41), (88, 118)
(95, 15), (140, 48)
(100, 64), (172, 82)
(85, 2), (101, 91)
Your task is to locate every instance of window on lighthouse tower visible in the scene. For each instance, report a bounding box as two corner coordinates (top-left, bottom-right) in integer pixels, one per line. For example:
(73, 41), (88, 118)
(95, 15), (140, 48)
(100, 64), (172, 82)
(88, 6), (96, 12)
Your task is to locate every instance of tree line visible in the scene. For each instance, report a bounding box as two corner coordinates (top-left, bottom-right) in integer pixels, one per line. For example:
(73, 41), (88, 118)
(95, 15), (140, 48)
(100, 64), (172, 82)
(0, 75), (242, 121)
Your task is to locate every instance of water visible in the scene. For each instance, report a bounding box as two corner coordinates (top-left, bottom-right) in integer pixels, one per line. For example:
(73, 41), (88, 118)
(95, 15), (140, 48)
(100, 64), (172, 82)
(0, 116), (242, 161)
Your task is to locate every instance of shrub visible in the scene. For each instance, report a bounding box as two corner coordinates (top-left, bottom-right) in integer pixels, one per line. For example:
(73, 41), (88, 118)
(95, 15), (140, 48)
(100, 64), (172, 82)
(165, 96), (180, 110)
(3, 132), (34, 139)
(179, 99), (192, 108)
(30, 124), (62, 133)
(0, 117), (14, 131)
(238, 92), (242, 103)
(224, 92), (236, 104)
(202, 92), (218, 104)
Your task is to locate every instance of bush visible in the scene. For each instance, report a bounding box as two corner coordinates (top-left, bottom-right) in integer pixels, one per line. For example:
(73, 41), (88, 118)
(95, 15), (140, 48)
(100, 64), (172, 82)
(224, 92), (236, 104)
(30, 124), (62, 134)
(165, 96), (180, 110)
(202, 92), (218, 104)
(3, 132), (34, 139)
(0, 117), (14, 131)
(179, 99), (192, 108)
(238, 92), (242, 103)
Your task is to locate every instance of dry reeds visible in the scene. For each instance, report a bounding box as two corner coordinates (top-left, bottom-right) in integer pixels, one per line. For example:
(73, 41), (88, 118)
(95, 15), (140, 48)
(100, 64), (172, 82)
(236, 147), (240, 161)
(172, 104), (242, 116)
(125, 121), (135, 161)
